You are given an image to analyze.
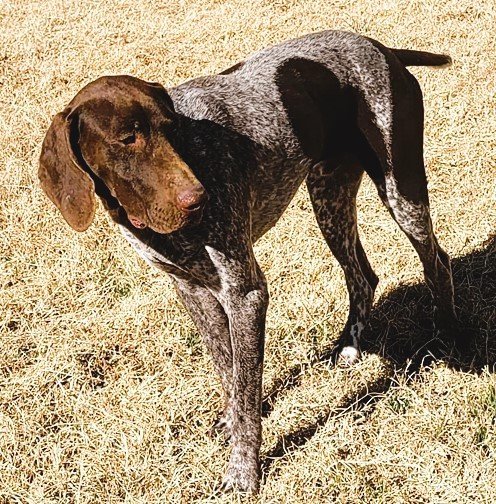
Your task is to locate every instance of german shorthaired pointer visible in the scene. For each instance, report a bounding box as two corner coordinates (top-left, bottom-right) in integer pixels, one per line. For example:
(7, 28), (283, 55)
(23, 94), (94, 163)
(39, 30), (457, 493)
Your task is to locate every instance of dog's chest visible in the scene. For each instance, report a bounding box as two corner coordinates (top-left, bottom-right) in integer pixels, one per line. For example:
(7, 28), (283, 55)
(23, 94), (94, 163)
(119, 225), (178, 272)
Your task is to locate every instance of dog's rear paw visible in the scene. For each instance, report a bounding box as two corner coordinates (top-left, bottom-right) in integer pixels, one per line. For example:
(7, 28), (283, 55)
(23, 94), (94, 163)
(435, 315), (472, 354)
(337, 345), (361, 366)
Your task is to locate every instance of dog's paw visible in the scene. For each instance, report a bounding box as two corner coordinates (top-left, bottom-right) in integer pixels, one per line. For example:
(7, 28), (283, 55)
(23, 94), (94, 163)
(337, 345), (361, 366)
(221, 454), (260, 494)
(434, 314), (472, 354)
(329, 336), (362, 366)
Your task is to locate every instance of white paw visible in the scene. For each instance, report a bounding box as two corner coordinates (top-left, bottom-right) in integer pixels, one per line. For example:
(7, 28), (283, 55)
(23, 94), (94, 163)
(338, 345), (360, 366)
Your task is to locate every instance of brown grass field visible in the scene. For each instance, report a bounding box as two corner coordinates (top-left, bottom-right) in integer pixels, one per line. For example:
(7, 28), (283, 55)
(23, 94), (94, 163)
(1, 0), (495, 502)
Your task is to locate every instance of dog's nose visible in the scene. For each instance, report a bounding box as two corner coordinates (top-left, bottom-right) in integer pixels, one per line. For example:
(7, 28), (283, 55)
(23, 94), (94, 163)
(176, 186), (207, 213)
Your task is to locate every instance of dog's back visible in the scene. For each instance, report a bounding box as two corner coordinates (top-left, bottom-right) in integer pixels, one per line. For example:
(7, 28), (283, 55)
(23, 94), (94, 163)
(170, 30), (391, 154)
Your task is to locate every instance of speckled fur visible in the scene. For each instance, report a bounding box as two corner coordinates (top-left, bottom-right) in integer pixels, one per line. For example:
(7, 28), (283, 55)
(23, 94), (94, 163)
(57, 31), (456, 493)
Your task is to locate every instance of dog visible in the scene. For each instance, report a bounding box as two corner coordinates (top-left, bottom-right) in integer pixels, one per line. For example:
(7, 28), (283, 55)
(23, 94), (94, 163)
(39, 30), (457, 493)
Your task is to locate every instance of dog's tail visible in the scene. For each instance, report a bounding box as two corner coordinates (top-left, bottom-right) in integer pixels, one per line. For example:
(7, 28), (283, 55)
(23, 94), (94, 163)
(392, 48), (452, 68)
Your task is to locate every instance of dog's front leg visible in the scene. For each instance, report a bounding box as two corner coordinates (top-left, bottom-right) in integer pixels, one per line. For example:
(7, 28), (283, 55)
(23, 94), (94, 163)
(222, 280), (268, 494)
(206, 247), (269, 494)
(173, 278), (234, 439)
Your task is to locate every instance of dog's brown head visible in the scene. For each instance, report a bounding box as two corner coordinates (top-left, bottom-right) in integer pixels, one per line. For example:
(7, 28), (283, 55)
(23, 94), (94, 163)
(39, 75), (207, 233)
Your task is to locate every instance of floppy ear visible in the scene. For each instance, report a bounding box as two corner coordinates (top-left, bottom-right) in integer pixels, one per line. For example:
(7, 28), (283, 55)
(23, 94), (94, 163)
(275, 58), (344, 161)
(38, 111), (96, 232)
(144, 80), (177, 114)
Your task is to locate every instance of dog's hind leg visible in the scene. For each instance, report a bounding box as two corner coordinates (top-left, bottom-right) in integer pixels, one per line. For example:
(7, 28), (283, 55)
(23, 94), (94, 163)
(306, 155), (378, 365)
(377, 170), (457, 338)
(357, 62), (457, 340)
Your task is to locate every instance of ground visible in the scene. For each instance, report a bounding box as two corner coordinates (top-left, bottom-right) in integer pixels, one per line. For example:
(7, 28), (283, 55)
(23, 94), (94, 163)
(0, 0), (495, 502)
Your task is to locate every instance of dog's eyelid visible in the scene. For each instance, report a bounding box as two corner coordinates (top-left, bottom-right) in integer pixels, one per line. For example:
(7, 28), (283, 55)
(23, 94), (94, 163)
(117, 120), (146, 145)
(118, 120), (142, 133)
(120, 132), (136, 145)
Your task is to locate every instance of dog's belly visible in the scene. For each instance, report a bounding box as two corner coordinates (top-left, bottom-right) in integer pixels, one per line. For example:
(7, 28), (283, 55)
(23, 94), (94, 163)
(251, 157), (311, 241)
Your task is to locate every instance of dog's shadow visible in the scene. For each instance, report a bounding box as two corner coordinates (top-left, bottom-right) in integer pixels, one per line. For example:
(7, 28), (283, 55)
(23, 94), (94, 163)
(261, 235), (496, 474)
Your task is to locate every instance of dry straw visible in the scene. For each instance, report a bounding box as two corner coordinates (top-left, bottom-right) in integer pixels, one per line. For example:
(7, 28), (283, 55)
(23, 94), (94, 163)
(1, 0), (495, 502)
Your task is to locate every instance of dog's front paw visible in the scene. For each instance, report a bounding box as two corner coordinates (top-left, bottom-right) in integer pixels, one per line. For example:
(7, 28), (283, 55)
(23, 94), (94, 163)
(221, 450), (260, 494)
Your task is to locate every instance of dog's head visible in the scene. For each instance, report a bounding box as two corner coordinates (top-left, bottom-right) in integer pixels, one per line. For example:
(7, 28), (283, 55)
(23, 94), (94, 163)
(39, 75), (207, 233)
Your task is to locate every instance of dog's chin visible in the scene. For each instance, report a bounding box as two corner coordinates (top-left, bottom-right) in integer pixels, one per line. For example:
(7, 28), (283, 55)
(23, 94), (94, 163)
(141, 210), (204, 235)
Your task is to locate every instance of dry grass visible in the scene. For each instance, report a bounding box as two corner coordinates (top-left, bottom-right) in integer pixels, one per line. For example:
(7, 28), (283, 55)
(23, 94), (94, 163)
(1, 0), (495, 502)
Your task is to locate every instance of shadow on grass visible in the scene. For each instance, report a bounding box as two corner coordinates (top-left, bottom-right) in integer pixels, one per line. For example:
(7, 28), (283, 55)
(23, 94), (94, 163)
(261, 235), (496, 474)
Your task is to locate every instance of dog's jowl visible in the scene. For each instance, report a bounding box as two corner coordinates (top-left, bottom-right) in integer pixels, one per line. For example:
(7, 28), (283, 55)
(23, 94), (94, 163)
(39, 30), (457, 493)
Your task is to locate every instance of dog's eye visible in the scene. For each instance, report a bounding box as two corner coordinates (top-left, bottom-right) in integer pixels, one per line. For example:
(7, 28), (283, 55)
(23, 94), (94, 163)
(120, 133), (136, 145)
(120, 121), (142, 145)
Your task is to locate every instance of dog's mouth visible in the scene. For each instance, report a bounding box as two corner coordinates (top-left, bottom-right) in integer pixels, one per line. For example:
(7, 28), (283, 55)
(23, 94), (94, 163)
(125, 204), (205, 233)
(128, 214), (147, 229)
(106, 189), (206, 233)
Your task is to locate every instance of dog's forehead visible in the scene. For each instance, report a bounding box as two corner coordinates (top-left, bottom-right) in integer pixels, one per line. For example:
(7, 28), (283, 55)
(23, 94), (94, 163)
(76, 98), (147, 135)
(76, 75), (151, 97)
(70, 76), (169, 116)
(72, 79), (174, 133)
